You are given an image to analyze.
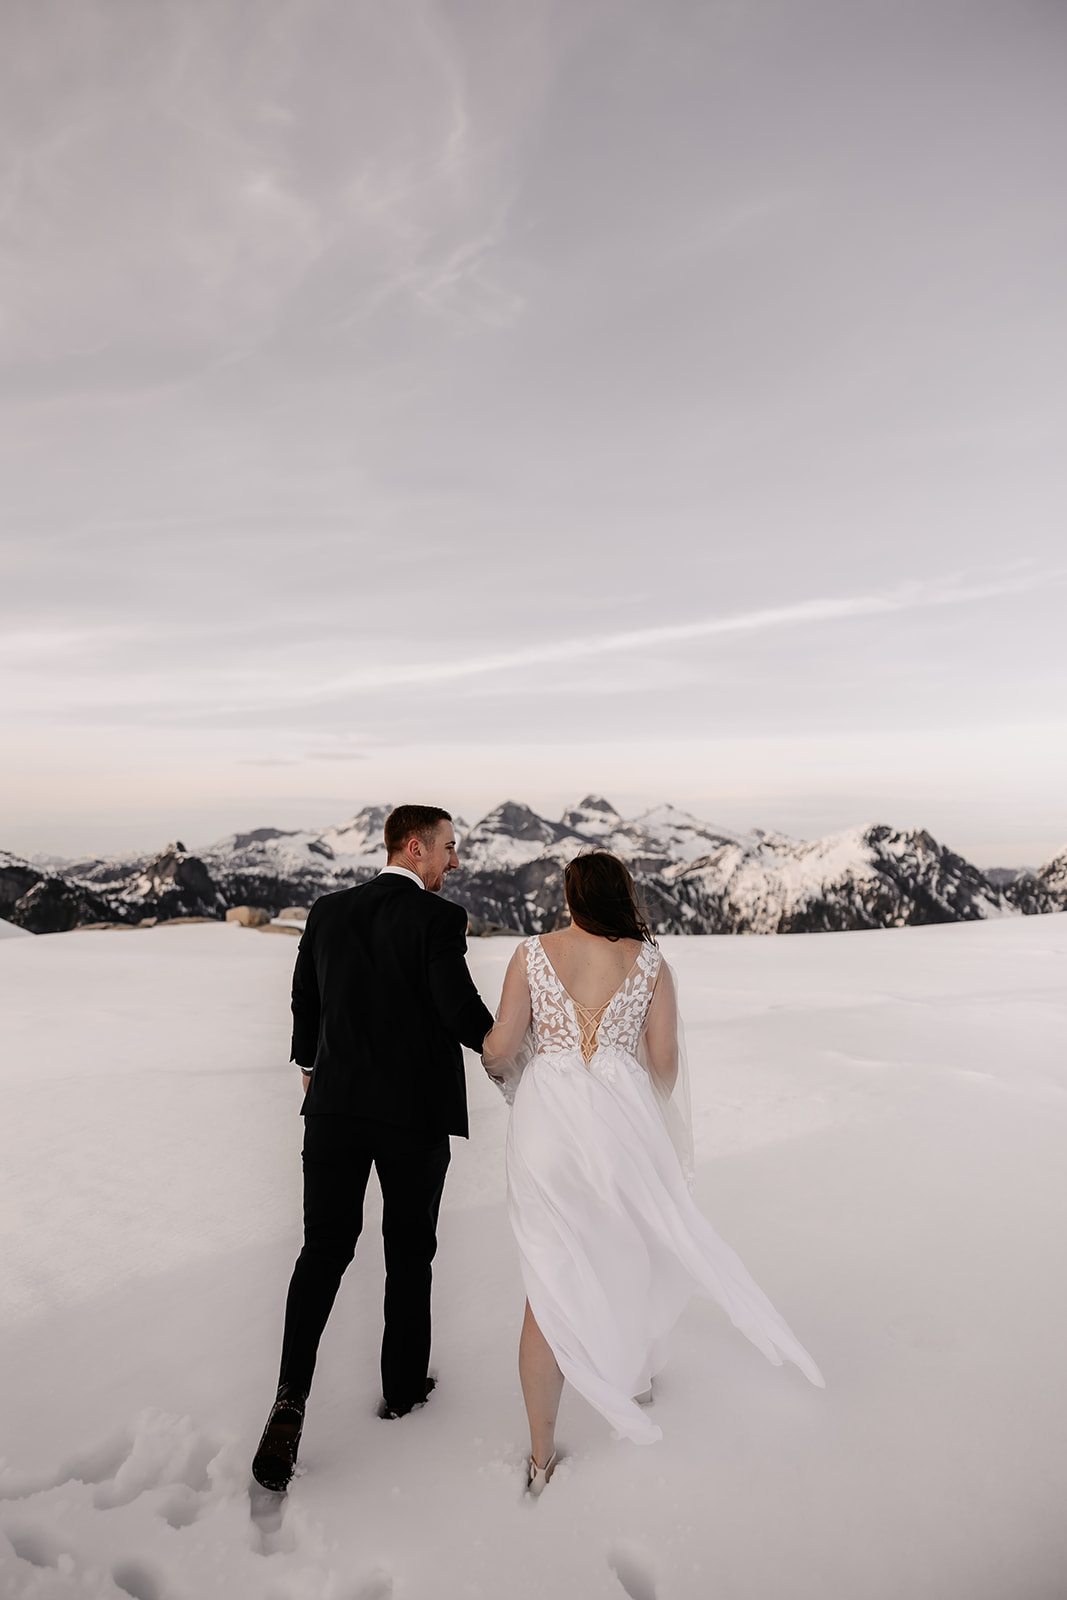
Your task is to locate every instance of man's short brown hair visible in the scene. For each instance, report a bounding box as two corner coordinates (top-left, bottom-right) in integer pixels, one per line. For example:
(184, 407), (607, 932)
(384, 804), (453, 857)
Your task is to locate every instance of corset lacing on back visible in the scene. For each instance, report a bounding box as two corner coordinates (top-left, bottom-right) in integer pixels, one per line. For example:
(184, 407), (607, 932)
(571, 997), (610, 1063)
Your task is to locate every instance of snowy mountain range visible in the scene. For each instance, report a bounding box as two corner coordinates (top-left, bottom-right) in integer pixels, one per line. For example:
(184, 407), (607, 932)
(3, 796), (1065, 937)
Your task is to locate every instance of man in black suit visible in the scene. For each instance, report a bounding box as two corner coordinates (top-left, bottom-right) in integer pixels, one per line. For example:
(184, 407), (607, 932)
(252, 804), (495, 1493)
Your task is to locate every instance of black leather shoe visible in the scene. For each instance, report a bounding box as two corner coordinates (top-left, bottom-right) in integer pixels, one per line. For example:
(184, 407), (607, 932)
(252, 1384), (306, 1492)
(377, 1375), (436, 1421)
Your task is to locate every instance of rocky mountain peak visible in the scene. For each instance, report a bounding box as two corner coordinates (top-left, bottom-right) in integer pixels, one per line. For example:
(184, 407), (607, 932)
(578, 794), (619, 814)
(467, 801), (560, 844)
(125, 843), (217, 911)
(560, 795), (623, 833)
(229, 827), (299, 851)
(317, 804), (392, 861)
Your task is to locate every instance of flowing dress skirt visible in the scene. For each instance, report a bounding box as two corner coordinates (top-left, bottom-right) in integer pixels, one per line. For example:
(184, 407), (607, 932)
(506, 1044), (824, 1444)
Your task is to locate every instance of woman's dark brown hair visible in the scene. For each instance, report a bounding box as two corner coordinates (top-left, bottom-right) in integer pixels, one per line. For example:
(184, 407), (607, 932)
(563, 850), (656, 944)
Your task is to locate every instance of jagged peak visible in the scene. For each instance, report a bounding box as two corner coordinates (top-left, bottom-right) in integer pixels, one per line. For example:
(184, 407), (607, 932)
(465, 800), (559, 844)
(345, 803), (394, 826)
(560, 796), (623, 832)
(224, 827), (299, 852)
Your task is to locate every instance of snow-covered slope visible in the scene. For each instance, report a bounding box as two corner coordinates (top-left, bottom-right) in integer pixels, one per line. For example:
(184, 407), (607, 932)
(1, 800), (1063, 935)
(663, 823), (1013, 934)
(1, 917), (1066, 1597)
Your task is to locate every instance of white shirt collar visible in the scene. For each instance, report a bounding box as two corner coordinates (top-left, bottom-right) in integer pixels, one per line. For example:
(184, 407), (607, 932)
(379, 864), (425, 890)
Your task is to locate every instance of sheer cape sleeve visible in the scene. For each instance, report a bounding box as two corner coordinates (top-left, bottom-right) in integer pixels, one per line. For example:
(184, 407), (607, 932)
(481, 941), (534, 1105)
(638, 957), (695, 1186)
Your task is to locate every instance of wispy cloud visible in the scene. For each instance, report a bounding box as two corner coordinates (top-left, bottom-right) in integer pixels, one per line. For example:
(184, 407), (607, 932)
(292, 568), (1062, 705)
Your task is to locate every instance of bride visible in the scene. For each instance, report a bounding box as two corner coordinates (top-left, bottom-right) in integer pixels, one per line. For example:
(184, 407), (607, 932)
(481, 850), (824, 1496)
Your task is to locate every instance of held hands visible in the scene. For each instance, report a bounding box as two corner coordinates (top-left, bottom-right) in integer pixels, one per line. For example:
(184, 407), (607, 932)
(484, 1065), (518, 1106)
(482, 1028), (519, 1105)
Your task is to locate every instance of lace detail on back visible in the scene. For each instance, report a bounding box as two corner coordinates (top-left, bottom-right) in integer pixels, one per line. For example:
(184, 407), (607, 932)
(524, 937), (662, 1063)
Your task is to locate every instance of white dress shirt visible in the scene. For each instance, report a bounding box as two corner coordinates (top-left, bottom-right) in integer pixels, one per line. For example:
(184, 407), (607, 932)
(378, 864), (425, 890)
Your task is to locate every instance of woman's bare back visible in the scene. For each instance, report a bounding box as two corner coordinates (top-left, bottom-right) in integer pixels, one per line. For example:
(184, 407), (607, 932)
(538, 926), (644, 1011)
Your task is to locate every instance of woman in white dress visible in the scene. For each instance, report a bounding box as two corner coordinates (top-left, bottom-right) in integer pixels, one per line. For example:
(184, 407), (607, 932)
(482, 851), (824, 1495)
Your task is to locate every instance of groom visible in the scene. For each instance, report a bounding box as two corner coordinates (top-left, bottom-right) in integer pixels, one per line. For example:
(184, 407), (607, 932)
(252, 805), (495, 1493)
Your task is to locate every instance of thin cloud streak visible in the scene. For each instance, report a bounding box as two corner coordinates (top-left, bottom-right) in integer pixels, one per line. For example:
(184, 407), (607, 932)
(4, 568), (1058, 725)
(297, 568), (1061, 705)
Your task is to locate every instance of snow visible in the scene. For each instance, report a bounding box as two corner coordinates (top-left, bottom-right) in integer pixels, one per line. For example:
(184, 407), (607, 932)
(629, 805), (753, 863)
(459, 835), (550, 872)
(666, 823), (1014, 932)
(0, 919), (31, 941)
(1, 916), (1066, 1598)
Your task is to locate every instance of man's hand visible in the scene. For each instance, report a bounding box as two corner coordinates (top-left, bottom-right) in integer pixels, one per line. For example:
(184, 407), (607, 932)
(302, 1072), (311, 1094)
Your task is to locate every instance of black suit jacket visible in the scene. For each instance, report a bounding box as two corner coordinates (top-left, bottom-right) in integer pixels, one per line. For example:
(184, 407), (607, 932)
(291, 872), (494, 1138)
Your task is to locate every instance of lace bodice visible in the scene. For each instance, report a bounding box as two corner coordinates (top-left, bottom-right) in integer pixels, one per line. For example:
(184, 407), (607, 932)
(524, 936), (662, 1063)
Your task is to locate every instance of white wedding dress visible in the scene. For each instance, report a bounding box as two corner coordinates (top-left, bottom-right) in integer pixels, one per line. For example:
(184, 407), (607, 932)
(502, 936), (824, 1445)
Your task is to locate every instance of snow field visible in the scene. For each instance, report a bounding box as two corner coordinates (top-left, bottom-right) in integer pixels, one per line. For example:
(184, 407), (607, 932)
(1, 917), (1065, 1598)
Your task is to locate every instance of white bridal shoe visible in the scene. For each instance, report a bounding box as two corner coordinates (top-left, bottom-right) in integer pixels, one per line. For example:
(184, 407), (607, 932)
(526, 1452), (557, 1498)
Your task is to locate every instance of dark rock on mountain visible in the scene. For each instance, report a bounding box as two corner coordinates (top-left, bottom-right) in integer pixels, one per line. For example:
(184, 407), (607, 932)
(119, 843), (221, 921)
(466, 800), (569, 851)
(985, 866), (1034, 889)
(985, 858), (1064, 914)
(445, 856), (569, 936)
(0, 852), (43, 918)
(1030, 849), (1067, 910)
(61, 853), (153, 888)
(5, 842), (221, 933)
(11, 874), (122, 934)
(1000, 880), (1056, 914)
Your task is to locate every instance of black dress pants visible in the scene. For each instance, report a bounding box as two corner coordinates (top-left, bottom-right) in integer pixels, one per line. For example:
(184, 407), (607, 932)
(278, 1114), (451, 1408)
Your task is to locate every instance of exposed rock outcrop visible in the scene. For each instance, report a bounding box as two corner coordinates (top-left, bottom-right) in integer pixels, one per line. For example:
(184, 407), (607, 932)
(10, 875), (123, 934)
(0, 851), (43, 919)
(1030, 849), (1067, 909)
(225, 906), (271, 927)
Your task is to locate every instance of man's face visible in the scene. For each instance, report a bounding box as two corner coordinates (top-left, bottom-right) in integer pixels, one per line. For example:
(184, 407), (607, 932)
(415, 820), (459, 892)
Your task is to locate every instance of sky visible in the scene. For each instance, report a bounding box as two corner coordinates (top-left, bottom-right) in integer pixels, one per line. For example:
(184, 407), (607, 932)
(2, 0), (1065, 866)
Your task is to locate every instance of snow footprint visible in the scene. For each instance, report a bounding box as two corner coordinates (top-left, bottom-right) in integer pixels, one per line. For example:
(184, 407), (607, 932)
(93, 1410), (219, 1512)
(0, 1428), (131, 1500)
(157, 1484), (202, 1529)
(608, 1543), (657, 1600)
(350, 1573), (393, 1600)
(1, 1409), (220, 1521)
(259, 1567), (394, 1600)
(248, 1479), (299, 1557)
(112, 1556), (173, 1600)
(2, 1520), (69, 1570)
